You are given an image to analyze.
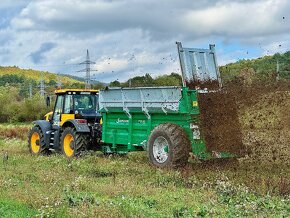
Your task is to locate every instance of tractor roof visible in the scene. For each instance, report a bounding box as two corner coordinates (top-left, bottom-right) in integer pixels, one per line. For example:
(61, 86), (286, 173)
(55, 89), (99, 94)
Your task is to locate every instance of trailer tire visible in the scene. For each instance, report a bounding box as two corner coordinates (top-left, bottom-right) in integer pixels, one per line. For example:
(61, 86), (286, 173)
(60, 127), (89, 158)
(148, 123), (190, 168)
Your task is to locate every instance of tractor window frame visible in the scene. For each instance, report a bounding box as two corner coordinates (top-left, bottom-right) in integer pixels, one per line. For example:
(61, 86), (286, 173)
(64, 94), (74, 114)
(95, 94), (99, 111)
(52, 94), (65, 125)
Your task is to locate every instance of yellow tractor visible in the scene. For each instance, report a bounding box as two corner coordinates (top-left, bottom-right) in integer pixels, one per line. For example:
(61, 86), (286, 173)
(28, 89), (102, 157)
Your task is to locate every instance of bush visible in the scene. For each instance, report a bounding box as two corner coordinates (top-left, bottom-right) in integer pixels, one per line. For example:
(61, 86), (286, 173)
(0, 86), (51, 123)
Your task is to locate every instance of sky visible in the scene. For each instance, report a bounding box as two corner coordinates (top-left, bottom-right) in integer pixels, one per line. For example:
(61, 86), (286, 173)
(0, 0), (289, 83)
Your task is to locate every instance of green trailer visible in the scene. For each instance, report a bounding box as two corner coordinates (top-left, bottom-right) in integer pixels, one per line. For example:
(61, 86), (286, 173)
(99, 86), (232, 168)
(97, 42), (233, 168)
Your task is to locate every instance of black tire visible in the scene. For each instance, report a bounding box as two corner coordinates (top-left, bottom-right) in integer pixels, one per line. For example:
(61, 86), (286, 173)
(60, 127), (89, 158)
(28, 126), (50, 155)
(148, 123), (191, 168)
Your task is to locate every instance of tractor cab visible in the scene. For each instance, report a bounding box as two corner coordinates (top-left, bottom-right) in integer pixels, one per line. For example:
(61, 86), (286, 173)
(49, 89), (101, 127)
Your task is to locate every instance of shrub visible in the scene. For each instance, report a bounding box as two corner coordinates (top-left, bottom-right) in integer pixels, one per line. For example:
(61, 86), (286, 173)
(0, 86), (51, 123)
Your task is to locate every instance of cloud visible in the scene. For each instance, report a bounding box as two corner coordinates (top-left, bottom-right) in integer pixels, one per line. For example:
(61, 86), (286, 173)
(183, 0), (290, 38)
(0, 0), (30, 9)
(0, 0), (289, 83)
(29, 42), (57, 64)
(10, 0), (290, 40)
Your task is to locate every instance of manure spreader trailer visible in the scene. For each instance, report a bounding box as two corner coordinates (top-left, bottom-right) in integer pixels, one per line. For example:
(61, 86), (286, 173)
(28, 42), (232, 168)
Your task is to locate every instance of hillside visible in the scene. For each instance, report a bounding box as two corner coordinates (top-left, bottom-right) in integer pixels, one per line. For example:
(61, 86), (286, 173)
(0, 66), (82, 84)
(63, 74), (106, 85)
(220, 51), (290, 83)
(109, 52), (290, 88)
(1, 51), (290, 91)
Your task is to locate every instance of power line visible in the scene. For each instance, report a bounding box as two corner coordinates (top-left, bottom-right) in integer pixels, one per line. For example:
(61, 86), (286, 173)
(77, 49), (97, 89)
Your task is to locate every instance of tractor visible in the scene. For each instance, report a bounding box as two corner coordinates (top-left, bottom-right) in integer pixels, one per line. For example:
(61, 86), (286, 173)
(28, 89), (102, 157)
(28, 42), (236, 168)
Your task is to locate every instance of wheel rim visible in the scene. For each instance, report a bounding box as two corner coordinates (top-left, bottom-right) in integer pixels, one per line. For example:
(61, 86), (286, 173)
(153, 136), (169, 163)
(63, 134), (74, 157)
(31, 132), (40, 153)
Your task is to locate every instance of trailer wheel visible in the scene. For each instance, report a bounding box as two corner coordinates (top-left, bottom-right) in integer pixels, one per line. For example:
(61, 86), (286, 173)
(60, 127), (89, 158)
(28, 126), (50, 155)
(148, 123), (190, 168)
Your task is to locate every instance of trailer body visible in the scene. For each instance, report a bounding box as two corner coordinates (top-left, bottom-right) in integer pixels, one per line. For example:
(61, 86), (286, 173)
(99, 86), (232, 159)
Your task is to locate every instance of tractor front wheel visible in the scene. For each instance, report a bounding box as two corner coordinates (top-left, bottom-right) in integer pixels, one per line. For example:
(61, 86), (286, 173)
(148, 123), (191, 168)
(60, 127), (89, 158)
(28, 126), (49, 155)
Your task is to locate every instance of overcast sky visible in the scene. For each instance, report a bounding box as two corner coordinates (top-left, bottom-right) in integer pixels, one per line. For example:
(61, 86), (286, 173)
(0, 0), (289, 82)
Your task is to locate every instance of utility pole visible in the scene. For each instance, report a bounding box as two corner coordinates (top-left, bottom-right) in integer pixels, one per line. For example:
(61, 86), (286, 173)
(56, 73), (62, 89)
(276, 59), (280, 81)
(128, 53), (136, 87)
(77, 49), (97, 89)
(129, 79), (132, 87)
(38, 72), (46, 97)
(29, 83), (32, 98)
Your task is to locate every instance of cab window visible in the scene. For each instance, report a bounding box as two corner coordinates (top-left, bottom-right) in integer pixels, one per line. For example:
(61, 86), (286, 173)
(64, 95), (73, 114)
(53, 95), (64, 123)
(74, 95), (96, 114)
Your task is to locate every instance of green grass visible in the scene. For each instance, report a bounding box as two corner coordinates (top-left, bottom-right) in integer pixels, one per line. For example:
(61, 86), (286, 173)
(0, 133), (289, 217)
(0, 199), (37, 218)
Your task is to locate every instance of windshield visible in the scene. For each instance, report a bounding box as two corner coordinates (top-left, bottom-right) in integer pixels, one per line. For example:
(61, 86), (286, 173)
(74, 94), (98, 114)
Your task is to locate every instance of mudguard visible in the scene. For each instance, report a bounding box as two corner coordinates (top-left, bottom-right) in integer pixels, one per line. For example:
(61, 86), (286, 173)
(62, 119), (91, 133)
(33, 120), (52, 134)
(32, 120), (52, 146)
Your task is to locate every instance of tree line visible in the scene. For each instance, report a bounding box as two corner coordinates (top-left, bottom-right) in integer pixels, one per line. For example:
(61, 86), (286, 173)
(108, 73), (182, 87)
(0, 51), (290, 122)
(220, 51), (290, 83)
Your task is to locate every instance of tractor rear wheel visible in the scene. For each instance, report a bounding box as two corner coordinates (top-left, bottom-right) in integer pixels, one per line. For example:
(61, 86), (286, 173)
(28, 126), (50, 155)
(148, 123), (191, 168)
(60, 127), (89, 158)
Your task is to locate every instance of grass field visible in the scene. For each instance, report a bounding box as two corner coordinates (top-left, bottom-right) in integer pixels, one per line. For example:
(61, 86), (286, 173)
(0, 124), (289, 217)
